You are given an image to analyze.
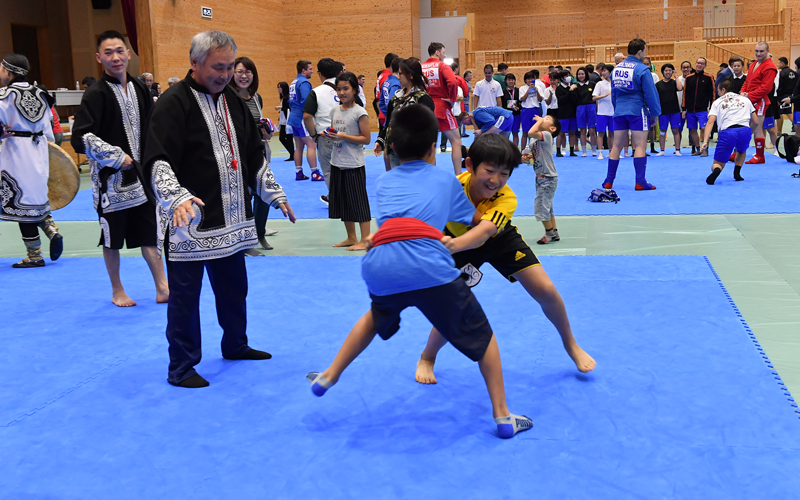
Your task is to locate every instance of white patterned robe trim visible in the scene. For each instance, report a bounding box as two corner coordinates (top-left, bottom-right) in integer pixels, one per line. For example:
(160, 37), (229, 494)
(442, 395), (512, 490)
(256, 158), (287, 208)
(83, 132), (147, 212)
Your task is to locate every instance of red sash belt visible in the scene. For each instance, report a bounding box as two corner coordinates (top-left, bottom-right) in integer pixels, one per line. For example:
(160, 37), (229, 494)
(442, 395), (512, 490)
(371, 217), (444, 248)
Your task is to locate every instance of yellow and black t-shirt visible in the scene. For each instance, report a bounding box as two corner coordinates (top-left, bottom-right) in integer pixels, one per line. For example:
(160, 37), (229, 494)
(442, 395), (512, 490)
(445, 171), (517, 242)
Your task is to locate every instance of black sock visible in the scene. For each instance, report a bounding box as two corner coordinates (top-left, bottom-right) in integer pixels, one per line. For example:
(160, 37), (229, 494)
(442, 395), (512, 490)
(733, 165), (744, 181)
(706, 167), (722, 185)
(173, 374), (209, 388)
(569, 146), (574, 154)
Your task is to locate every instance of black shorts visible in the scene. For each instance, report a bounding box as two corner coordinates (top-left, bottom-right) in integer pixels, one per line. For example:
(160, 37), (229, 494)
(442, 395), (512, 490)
(448, 224), (540, 285)
(547, 108), (559, 118)
(370, 279), (493, 362)
(99, 201), (157, 250)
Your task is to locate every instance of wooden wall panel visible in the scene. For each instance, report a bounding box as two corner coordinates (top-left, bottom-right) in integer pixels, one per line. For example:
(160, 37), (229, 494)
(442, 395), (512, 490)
(150, 0), (287, 120)
(431, 0), (777, 50)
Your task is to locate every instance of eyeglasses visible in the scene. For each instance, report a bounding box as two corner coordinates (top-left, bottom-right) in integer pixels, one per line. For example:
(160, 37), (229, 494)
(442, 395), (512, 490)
(234, 70), (253, 76)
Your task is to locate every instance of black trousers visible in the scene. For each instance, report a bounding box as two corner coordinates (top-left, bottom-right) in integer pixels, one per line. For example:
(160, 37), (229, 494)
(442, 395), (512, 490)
(165, 250), (250, 384)
(18, 222), (38, 239)
(253, 195), (269, 239)
(278, 125), (294, 157)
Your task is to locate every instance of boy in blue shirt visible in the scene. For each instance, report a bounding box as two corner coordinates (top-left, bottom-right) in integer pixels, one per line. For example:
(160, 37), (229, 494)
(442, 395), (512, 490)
(460, 106), (513, 138)
(307, 105), (533, 439)
(604, 38), (662, 191)
(378, 57), (402, 117)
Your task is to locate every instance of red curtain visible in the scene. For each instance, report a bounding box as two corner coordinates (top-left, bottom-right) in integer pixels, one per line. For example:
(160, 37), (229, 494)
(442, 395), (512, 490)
(120, 0), (138, 55)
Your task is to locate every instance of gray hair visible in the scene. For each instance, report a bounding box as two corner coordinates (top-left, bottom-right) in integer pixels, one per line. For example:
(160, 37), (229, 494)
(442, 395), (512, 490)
(190, 30), (237, 66)
(140, 72), (153, 79)
(614, 52), (625, 63)
(168, 76), (180, 84)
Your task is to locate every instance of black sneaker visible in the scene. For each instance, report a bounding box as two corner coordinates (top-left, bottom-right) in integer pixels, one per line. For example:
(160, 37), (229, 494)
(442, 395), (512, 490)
(440, 146), (447, 153)
(320, 195), (329, 206)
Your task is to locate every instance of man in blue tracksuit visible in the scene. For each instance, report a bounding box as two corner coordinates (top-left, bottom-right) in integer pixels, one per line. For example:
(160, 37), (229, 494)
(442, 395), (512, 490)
(288, 60), (317, 180)
(604, 38), (662, 191)
(463, 106), (513, 138)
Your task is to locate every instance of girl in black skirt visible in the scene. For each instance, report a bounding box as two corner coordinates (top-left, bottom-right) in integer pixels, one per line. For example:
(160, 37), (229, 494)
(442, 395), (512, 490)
(327, 72), (372, 251)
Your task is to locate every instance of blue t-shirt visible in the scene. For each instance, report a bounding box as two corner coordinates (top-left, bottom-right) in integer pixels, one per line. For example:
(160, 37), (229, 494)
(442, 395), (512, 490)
(472, 106), (513, 132)
(361, 160), (476, 296)
(288, 74), (312, 128)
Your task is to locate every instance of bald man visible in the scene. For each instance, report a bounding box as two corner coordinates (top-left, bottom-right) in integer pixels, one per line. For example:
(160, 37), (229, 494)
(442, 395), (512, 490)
(740, 41), (778, 164)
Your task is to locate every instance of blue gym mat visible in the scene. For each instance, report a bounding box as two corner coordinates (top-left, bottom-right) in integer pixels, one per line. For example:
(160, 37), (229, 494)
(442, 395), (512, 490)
(53, 146), (799, 222)
(1, 255), (798, 498)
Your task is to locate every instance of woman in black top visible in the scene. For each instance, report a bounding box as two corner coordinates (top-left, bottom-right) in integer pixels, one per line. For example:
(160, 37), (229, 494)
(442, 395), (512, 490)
(374, 57), (435, 169)
(229, 56), (275, 253)
(655, 64), (684, 156)
(574, 67), (596, 156)
(556, 70), (579, 156)
(275, 81), (295, 161)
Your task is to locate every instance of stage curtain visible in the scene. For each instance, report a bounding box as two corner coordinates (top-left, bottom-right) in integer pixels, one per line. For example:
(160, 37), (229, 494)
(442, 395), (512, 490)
(121, 0), (138, 55)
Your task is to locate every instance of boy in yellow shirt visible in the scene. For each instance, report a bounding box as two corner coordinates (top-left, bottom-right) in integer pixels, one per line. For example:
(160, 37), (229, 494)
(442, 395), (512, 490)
(415, 134), (596, 384)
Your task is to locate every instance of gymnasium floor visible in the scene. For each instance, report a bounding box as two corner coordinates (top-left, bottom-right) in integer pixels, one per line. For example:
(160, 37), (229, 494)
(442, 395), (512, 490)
(1, 139), (799, 498)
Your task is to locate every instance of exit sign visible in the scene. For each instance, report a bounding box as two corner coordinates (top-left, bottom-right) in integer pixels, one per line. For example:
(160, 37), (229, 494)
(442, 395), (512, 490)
(201, 6), (212, 18)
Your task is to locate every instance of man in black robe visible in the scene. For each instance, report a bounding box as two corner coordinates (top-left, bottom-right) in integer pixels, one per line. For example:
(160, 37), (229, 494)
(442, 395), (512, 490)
(71, 30), (168, 307)
(143, 30), (296, 388)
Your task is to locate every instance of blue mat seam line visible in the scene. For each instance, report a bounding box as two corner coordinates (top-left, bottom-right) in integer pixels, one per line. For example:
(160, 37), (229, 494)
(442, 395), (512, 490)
(1, 356), (132, 427)
(702, 256), (800, 419)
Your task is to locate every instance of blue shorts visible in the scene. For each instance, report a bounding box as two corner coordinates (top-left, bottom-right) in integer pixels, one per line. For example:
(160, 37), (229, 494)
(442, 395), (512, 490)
(521, 107), (541, 134)
(510, 114), (521, 133)
(794, 111), (800, 125)
(596, 115), (614, 134)
(713, 126), (752, 163)
(613, 113), (649, 132)
(289, 120), (310, 138)
(763, 116), (775, 129)
(560, 117), (578, 132)
(576, 104), (597, 129)
(658, 112), (683, 132)
(686, 111), (708, 130)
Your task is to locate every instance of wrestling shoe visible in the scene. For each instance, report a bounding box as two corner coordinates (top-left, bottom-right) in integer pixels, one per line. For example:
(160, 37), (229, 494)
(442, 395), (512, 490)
(700, 149), (708, 157)
(729, 152), (737, 162)
(603, 182), (613, 189)
(495, 414), (533, 439)
(745, 155), (765, 164)
(311, 169), (324, 181)
(635, 182), (656, 190)
(320, 195), (329, 206)
(295, 171), (309, 180)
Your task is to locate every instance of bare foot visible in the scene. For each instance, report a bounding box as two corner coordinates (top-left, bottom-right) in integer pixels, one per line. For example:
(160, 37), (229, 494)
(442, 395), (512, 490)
(112, 291), (137, 307)
(415, 358), (437, 384)
(156, 287), (169, 304)
(567, 345), (596, 373)
(333, 238), (357, 248)
(346, 241), (369, 251)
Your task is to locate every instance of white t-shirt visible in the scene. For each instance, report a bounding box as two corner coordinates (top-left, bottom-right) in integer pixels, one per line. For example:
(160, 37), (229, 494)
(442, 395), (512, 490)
(542, 86), (558, 110)
(593, 80), (614, 116)
(677, 75), (686, 109)
(453, 86), (464, 114)
(520, 80), (547, 108)
(473, 78), (503, 108)
(709, 92), (755, 131)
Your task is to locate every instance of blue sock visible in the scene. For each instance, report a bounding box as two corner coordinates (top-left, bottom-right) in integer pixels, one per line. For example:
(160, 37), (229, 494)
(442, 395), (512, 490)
(306, 372), (334, 397)
(604, 158), (620, 186)
(495, 414), (534, 438)
(633, 156), (654, 189)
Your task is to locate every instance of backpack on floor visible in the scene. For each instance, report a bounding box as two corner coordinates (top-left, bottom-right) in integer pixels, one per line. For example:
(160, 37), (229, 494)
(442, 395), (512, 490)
(775, 133), (800, 163)
(588, 188), (620, 203)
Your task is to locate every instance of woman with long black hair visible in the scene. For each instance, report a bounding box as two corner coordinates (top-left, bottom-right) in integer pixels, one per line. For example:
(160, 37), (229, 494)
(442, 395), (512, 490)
(276, 81), (295, 160)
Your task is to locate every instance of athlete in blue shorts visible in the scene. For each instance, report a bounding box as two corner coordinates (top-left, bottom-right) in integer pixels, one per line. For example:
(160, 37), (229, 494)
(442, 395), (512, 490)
(700, 79), (756, 184)
(288, 60), (315, 180)
(604, 38), (661, 190)
(462, 106), (514, 138)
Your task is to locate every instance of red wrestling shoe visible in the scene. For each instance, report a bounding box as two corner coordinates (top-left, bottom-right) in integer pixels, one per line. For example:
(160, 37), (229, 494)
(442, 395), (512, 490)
(745, 155), (764, 164)
(729, 152), (737, 162)
(635, 183), (656, 190)
(310, 169), (324, 181)
(603, 182), (613, 189)
(295, 171), (309, 181)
